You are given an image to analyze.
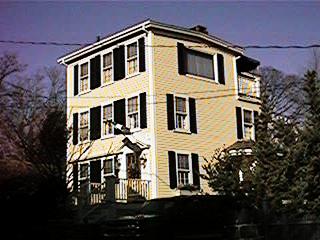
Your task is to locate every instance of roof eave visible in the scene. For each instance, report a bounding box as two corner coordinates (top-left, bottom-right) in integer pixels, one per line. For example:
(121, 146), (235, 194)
(57, 20), (244, 65)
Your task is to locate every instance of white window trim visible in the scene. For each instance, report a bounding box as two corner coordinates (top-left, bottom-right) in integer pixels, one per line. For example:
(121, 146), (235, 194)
(125, 38), (140, 78)
(100, 49), (115, 87)
(213, 53), (219, 83)
(173, 94), (190, 133)
(175, 151), (193, 187)
(78, 60), (90, 95)
(126, 91), (143, 132)
(78, 109), (90, 144)
(102, 157), (115, 177)
(242, 107), (255, 141)
(101, 102), (114, 139)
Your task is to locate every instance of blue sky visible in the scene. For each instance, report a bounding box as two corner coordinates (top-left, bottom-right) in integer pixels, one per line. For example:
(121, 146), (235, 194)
(0, 1), (319, 75)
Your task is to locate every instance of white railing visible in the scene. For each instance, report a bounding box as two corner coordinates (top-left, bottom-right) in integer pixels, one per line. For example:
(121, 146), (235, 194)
(238, 75), (260, 99)
(79, 178), (151, 205)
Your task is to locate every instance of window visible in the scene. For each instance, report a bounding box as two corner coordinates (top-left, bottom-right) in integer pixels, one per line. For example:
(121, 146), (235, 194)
(186, 50), (214, 79)
(243, 110), (253, 140)
(102, 104), (113, 136)
(103, 158), (114, 176)
(175, 97), (188, 130)
(177, 154), (190, 185)
(80, 62), (89, 92)
(80, 163), (89, 179)
(80, 111), (89, 142)
(103, 53), (112, 84)
(128, 96), (139, 129)
(127, 42), (138, 75)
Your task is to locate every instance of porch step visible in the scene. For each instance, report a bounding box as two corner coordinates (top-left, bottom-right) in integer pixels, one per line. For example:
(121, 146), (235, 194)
(82, 202), (144, 224)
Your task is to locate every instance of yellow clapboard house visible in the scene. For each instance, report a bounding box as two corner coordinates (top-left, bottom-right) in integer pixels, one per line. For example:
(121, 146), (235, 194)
(58, 20), (261, 204)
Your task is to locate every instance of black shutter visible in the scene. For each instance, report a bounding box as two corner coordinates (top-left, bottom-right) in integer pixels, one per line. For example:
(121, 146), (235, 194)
(140, 92), (147, 128)
(90, 160), (101, 183)
(167, 94), (175, 130)
(73, 163), (78, 192)
(114, 98), (126, 135)
(236, 107), (243, 140)
(254, 111), (259, 141)
(177, 42), (186, 75)
(217, 53), (225, 84)
(139, 38), (146, 72)
(73, 113), (78, 145)
(90, 106), (101, 140)
(191, 153), (200, 188)
(168, 151), (177, 189)
(90, 55), (101, 90)
(74, 65), (78, 96)
(189, 98), (197, 134)
(113, 45), (125, 81)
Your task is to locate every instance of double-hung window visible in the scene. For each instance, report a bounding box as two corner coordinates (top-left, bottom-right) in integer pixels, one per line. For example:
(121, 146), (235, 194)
(127, 42), (138, 75)
(243, 110), (253, 140)
(103, 158), (114, 176)
(102, 104), (113, 136)
(79, 111), (89, 142)
(80, 62), (89, 92)
(186, 50), (214, 79)
(103, 53), (112, 84)
(128, 96), (139, 129)
(177, 154), (190, 185)
(175, 97), (188, 130)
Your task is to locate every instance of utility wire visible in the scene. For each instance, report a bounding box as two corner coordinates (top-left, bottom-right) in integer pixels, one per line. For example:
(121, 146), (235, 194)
(1, 40), (320, 49)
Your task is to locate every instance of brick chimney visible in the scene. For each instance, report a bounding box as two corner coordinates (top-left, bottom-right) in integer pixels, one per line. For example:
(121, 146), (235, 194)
(190, 25), (208, 34)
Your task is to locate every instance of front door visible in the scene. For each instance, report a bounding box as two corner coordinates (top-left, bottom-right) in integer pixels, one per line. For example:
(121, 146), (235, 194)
(126, 153), (141, 179)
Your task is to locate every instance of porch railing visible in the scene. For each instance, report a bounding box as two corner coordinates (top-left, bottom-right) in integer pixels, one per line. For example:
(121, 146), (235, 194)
(115, 178), (151, 201)
(238, 75), (260, 99)
(78, 178), (151, 205)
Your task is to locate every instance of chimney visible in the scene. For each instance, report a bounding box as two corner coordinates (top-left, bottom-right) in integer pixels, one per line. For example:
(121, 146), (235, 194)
(190, 25), (208, 34)
(96, 35), (101, 42)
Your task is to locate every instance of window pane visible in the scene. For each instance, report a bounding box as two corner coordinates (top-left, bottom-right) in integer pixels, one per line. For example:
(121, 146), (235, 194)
(80, 63), (88, 77)
(186, 51), (213, 79)
(244, 126), (253, 140)
(103, 105), (112, 120)
(80, 164), (89, 179)
(127, 43), (137, 58)
(80, 112), (88, 126)
(103, 53), (112, 68)
(104, 159), (113, 174)
(128, 97), (138, 113)
(176, 97), (186, 113)
(178, 154), (189, 170)
(244, 110), (252, 124)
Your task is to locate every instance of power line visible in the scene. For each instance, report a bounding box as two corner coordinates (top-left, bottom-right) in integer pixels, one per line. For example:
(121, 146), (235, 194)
(1, 40), (320, 49)
(0, 40), (84, 47)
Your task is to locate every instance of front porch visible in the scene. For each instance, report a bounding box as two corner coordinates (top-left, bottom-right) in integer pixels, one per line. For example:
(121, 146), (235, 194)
(77, 178), (151, 205)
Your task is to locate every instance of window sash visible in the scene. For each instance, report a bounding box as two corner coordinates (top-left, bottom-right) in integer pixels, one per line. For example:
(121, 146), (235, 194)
(175, 97), (188, 129)
(103, 53), (112, 68)
(80, 112), (89, 141)
(103, 159), (113, 175)
(103, 105), (113, 136)
(177, 154), (189, 170)
(186, 50), (214, 79)
(80, 77), (88, 92)
(127, 43), (137, 59)
(80, 163), (89, 179)
(244, 110), (253, 124)
(128, 97), (138, 114)
(80, 63), (88, 77)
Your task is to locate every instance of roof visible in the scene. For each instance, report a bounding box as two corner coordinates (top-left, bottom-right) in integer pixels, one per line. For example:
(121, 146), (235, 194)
(226, 140), (254, 151)
(58, 19), (245, 64)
